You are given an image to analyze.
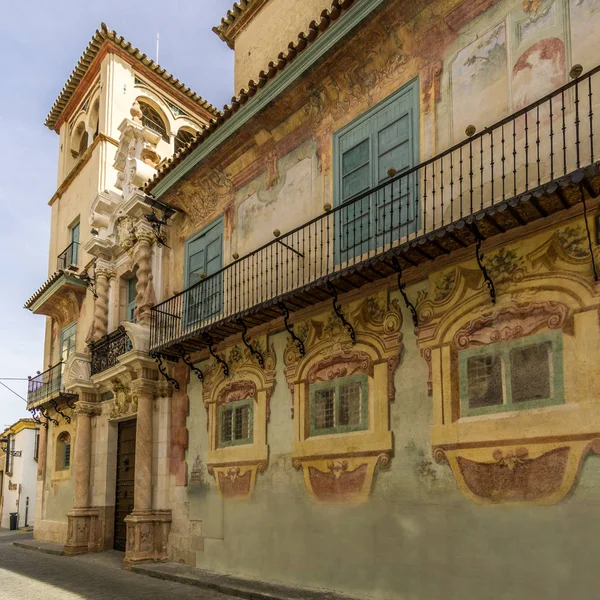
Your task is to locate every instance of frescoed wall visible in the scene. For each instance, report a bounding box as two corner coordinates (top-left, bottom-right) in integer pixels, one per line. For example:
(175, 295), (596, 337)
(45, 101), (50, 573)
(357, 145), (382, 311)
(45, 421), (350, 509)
(158, 0), (600, 598)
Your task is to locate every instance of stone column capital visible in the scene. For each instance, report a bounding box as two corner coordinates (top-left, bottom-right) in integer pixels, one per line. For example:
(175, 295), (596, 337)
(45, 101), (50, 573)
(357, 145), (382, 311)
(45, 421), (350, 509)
(74, 401), (100, 417)
(131, 378), (159, 398)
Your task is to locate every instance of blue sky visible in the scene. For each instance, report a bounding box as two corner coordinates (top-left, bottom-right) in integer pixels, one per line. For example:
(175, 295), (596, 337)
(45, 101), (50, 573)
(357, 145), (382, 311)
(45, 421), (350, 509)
(0, 0), (235, 428)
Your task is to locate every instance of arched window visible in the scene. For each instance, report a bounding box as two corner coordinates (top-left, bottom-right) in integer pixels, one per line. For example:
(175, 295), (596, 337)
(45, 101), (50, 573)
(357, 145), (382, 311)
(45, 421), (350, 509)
(71, 122), (88, 159)
(56, 432), (71, 471)
(89, 98), (100, 140)
(174, 127), (197, 153)
(138, 100), (169, 142)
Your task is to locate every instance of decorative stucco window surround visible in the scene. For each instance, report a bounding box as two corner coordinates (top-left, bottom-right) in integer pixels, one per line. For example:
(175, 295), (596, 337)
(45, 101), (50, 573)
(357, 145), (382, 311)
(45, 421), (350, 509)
(284, 290), (403, 504)
(416, 218), (600, 505)
(202, 335), (275, 500)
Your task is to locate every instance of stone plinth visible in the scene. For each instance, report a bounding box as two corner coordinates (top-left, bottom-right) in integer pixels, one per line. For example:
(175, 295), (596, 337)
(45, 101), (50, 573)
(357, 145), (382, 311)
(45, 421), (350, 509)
(64, 507), (100, 555)
(123, 509), (172, 568)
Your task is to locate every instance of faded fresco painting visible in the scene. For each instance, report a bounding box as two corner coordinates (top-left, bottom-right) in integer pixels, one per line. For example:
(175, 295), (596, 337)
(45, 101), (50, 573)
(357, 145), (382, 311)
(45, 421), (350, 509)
(451, 22), (508, 139)
(570, 0), (600, 63)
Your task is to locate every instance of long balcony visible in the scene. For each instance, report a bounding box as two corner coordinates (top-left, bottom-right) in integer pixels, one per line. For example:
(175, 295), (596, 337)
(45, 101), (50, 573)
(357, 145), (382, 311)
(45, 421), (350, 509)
(90, 326), (133, 376)
(151, 65), (600, 357)
(27, 363), (76, 410)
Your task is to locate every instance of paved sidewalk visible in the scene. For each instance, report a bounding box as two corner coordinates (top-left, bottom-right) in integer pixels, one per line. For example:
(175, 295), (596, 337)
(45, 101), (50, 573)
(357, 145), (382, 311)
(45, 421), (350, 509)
(0, 532), (239, 600)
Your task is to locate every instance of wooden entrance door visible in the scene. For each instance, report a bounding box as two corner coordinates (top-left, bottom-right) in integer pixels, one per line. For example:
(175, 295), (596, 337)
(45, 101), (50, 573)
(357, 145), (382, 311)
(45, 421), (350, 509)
(114, 419), (136, 551)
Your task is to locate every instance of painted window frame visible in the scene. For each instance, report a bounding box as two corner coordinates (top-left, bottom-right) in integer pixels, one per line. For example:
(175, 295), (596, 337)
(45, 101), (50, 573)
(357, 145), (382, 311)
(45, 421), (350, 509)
(333, 79), (420, 263)
(218, 398), (254, 448)
(183, 215), (224, 329)
(309, 373), (369, 437)
(459, 330), (564, 417)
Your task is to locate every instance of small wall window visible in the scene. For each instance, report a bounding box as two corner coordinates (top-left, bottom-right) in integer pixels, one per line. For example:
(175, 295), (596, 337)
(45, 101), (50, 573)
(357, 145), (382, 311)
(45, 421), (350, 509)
(33, 429), (40, 461)
(60, 322), (77, 363)
(459, 331), (564, 417)
(56, 432), (71, 471)
(69, 220), (80, 266)
(309, 374), (368, 436)
(138, 100), (169, 142)
(218, 399), (253, 447)
(126, 276), (138, 322)
(174, 127), (196, 153)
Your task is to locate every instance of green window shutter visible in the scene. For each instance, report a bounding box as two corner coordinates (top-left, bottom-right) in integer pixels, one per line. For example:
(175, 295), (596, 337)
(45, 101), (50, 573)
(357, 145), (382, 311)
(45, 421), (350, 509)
(127, 276), (138, 322)
(184, 217), (224, 325)
(334, 80), (419, 261)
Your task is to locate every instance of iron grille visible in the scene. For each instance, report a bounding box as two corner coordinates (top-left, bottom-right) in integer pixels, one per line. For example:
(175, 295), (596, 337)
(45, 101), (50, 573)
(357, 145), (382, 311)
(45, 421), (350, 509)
(90, 326), (133, 376)
(57, 242), (80, 271)
(151, 65), (600, 354)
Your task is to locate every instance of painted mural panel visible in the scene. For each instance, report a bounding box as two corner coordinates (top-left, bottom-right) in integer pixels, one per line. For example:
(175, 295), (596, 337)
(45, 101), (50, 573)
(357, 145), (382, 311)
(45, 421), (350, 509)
(570, 0), (600, 65)
(451, 22), (508, 139)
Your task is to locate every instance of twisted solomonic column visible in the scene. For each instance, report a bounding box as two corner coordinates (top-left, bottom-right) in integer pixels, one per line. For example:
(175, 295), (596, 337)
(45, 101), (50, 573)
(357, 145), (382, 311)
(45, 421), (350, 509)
(134, 231), (154, 325)
(93, 268), (114, 340)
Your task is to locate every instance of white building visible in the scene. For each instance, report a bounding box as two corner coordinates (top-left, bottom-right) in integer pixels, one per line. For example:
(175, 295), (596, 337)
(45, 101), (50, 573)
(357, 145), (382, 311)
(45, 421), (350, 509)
(0, 419), (40, 529)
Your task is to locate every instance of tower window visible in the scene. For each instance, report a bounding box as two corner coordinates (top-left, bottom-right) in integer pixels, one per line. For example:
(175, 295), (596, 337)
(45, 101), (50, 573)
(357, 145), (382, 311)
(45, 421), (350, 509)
(138, 100), (169, 142)
(174, 127), (196, 153)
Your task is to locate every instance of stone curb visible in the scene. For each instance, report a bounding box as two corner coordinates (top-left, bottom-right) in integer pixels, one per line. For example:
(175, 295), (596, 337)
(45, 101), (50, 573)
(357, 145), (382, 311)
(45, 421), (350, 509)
(13, 540), (65, 556)
(131, 563), (368, 600)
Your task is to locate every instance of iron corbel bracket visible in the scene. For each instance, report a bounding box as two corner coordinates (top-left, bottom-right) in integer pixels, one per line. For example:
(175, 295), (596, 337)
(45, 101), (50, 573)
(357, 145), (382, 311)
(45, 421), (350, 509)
(151, 351), (180, 390)
(237, 318), (264, 367)
(29, 408), (42, 426)
(65, 397), (76, 411)
(327, 281), (356, 344)
(175, 344), (204, 382)
(278, 301), (305, 357)
(471, 224), (496, 304)
(391, 257), (419, 328)
(50, 399), (71, 424)
(204, 334), (229, 377)
(39, 406), (59, 427)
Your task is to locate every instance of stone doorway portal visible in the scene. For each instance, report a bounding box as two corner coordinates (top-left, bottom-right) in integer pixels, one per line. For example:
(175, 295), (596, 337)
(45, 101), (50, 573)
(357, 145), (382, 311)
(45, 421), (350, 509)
(114, 419), (136, 551)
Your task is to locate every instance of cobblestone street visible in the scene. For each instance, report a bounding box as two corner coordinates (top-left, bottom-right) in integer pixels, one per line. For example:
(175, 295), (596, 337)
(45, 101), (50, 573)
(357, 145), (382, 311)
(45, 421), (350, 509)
(0, 531), (237, 600)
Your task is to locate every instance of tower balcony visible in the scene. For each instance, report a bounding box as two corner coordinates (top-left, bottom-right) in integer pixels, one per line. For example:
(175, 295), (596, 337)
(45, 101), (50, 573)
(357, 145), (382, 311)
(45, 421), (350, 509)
(150, 65), (600, 359)
(24, 242), (88, 320)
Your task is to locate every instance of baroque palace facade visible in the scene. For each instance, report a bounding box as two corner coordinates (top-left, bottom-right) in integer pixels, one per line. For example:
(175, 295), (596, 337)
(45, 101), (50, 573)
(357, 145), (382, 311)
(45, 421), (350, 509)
(25, 0), (600, 598)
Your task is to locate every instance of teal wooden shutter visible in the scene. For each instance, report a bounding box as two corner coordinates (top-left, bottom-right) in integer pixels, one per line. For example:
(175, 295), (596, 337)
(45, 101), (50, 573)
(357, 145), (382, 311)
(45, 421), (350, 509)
(184, 217), (224, 327)
(127, 276), (138, 322)
(334, 80), (419, 262)
(338, 119), (372, 261)
(373, 85), (417, 245)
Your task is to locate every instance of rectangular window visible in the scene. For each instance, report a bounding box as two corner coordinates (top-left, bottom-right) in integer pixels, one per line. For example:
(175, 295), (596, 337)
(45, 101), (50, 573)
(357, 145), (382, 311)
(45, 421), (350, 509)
(184, 216), (224, 328)
(459, 332), (563, 417)
(70, 220), (80, 266)
(126, 276), (138, 322)
(60, 322), (77, 363)
(334, 81), (419, 262)
(310, 374), (368, 436)
(218, 399), (253, 447)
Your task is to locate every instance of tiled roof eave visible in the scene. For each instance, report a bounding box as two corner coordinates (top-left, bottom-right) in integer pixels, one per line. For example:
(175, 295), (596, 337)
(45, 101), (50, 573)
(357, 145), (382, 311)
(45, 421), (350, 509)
(45, 23), (220, 131)
(146, 0), (357, 193)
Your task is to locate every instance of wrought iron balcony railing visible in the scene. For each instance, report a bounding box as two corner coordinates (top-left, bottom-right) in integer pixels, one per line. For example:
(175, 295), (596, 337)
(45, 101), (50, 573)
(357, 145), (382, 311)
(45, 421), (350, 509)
(57, 242), (80, 271)
(27, 363), (67, 408)
(151, 64), (600, 355)
(90, 326), (133, 376)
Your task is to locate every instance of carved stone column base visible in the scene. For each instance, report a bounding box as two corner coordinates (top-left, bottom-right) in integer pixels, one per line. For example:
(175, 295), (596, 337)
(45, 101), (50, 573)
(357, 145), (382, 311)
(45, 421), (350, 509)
(123, 509), (172, 568)
(64, 508), (100, 555)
